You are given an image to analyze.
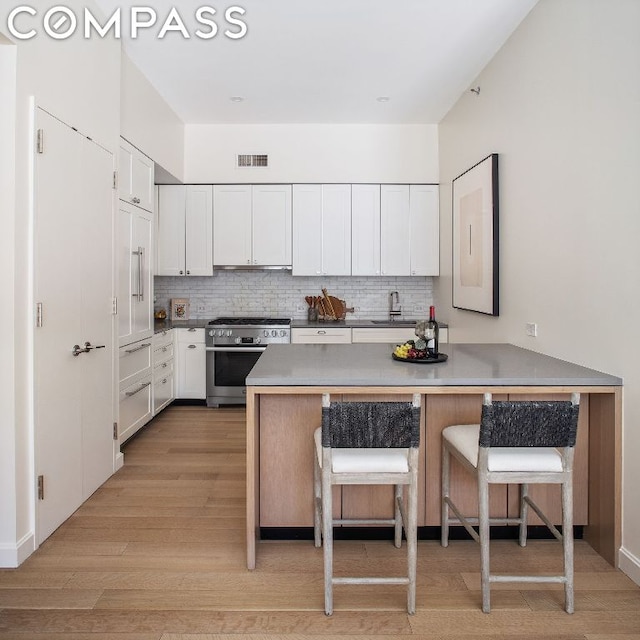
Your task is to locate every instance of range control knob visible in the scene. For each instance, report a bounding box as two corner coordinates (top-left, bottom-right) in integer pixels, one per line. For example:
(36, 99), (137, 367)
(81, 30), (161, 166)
(235, 337), (241, 344)
(217, 330), (224, 337)
(209, 330), (214, 337)
(226, 330), (232, 337)
(263, 330), (269, 337)
(256, 337), (261, 344)
(271, 329), (277, 337)
(279, 330), (287, 337)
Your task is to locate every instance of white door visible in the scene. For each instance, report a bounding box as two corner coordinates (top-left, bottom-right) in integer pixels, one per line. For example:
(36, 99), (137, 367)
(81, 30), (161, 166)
(213, 185), (252, 266)
(351, 184), (381, 276)
(156, 185), (186, 276)
(252, 184), (292, 266)
(34, 108), (114, 543)
(185, 185), (213, 275)
(381, 184), (411, 276)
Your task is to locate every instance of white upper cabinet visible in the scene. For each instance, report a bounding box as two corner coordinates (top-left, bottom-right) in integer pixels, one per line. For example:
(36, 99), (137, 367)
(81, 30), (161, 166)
(380, 184), (439, 276)
(252, 185), (292, 266)
(351, 184), (381, 276)
(157, 185), (213, 276)
(293, 184), (351, 276)
(118, 139), (154, 212)
(409, 184), (439, 276)
(213, 184), (292, 267)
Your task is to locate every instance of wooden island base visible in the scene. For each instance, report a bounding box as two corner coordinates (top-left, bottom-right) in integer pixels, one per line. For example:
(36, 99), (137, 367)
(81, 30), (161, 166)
(246, 385), (621, 571)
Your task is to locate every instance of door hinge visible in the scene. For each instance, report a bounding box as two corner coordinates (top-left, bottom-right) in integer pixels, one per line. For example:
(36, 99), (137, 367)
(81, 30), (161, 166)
(36, 129), (44, 154)
(37, 475), (44, 500)
(113, 170), (118, 190)
(113, 422), (118, 440)
(35, 302), (43, 327)
(112, 297), (118, 315)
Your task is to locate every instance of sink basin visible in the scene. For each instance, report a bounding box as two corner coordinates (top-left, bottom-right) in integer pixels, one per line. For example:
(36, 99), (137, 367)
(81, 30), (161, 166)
(371, 320), (416, 325)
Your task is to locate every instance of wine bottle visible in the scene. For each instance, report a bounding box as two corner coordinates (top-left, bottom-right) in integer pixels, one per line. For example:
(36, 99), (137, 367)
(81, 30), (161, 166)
(426, 305), (439, 358)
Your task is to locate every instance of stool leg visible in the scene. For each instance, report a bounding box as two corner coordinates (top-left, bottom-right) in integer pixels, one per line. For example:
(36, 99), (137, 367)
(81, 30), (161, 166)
(313, 454), (321, 548)
(394, 484), (402, 549)
(441, 443), (451, 547)
(321, 456), (334, 615)
(407, 452), (418, 615)
(562, 476), (575, 614)
(519, 483), (529, 547)
(479, 473), (491, 613)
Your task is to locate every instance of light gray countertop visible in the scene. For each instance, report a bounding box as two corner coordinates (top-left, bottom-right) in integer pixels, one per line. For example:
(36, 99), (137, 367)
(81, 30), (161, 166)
(246, 343), (622, 387)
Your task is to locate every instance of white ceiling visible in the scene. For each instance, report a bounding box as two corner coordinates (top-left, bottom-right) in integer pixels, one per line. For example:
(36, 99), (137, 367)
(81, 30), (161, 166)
(97, 0), (538, 124)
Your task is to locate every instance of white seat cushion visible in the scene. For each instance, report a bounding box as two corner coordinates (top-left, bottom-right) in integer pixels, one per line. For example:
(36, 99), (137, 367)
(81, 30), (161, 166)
(442, 424), (564, 473)
(314, 427), (409, 474)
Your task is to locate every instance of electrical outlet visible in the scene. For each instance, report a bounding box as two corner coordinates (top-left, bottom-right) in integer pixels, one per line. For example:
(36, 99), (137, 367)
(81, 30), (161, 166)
(414, 304), (426, 313)
(525, 322), (538, 337)
(296, 304), (305, 313)
(196, 304), (206, 313)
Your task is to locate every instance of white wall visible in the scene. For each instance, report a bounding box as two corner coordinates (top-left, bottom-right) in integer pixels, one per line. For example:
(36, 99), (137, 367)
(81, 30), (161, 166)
(184, 124), (438, 184)
(0, 0), (121, 566)
(436, 0), (640, 583)
(121, 52), (185, 182)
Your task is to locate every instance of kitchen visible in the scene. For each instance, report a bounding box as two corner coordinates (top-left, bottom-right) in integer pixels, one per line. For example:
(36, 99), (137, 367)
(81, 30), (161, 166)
(1, 0), (639, 623)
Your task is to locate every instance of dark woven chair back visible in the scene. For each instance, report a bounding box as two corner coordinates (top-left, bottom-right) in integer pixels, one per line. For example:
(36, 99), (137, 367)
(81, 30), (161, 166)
(321, 401), (420, 449)
(479, 400), (579, 448)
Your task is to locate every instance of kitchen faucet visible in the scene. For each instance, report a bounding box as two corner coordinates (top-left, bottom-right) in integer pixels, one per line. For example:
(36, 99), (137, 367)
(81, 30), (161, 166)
(389, 291), (402, 320)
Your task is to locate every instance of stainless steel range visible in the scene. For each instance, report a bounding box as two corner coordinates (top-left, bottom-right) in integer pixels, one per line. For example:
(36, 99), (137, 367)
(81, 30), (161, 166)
(206, 317), (291, 407)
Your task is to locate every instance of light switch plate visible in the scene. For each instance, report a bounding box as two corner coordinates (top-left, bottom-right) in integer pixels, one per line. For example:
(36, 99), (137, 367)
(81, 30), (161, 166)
(525, 322), (538, 337)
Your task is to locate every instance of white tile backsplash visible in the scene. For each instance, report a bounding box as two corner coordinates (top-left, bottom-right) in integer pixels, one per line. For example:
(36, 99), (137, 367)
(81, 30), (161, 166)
(154, 272), (434, 321)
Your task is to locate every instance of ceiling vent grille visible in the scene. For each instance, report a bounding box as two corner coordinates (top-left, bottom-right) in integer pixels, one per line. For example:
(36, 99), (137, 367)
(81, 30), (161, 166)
(237, 154), (268, 168)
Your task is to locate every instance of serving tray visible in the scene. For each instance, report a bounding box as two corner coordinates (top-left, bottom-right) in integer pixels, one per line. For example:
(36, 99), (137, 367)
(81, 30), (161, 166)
(392, 352), (448, 364)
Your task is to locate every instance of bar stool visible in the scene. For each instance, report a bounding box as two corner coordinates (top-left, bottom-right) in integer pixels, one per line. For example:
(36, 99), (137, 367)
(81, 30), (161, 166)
(441, 393), (580, 613)
(313, 393), (421, 615)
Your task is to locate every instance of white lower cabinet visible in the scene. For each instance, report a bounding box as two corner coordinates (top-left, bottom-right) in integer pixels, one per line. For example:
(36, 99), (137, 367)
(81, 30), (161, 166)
(118, 336), (153, 444)
(176, 328), (206, 399)
(152, 329), (174, 414)
(291, 327), (352, 344)
(351, 327), (449, 344)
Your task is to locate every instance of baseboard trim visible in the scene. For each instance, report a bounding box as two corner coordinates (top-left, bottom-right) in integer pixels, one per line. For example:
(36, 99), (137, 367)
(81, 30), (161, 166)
(115, 451), (124, 471)
(0, 532), (35, 568)
(618, 546), (640, 586)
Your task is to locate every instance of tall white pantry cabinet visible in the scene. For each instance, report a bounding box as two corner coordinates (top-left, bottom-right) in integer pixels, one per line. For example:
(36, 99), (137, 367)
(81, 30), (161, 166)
(117, 139), (155, 444)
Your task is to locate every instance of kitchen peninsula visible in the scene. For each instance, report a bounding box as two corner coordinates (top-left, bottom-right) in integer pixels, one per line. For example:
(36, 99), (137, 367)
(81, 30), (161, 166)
(245, 343), (622, 570)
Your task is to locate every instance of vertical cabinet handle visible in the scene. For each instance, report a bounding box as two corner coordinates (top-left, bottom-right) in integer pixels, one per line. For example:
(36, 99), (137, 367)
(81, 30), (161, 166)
(131, 246), (144, 301)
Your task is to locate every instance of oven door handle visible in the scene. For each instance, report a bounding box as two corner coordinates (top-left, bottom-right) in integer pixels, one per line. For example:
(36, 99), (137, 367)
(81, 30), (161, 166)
(206, 346), (267, 353)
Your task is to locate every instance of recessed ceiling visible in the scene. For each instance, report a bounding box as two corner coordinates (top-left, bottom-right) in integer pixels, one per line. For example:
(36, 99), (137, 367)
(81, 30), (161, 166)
(96, 0), (539, 124)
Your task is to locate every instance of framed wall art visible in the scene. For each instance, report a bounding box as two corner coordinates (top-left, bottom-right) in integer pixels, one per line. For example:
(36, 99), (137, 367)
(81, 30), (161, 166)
(171, 298), (190, 321)
(452, 153), (499, 316)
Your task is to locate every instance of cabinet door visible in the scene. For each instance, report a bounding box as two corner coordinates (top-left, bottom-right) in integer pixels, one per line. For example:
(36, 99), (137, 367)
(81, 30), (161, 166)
(119, 139), (153, 212)
(351, 184), (381, 276)
(292, 184), (323, 275)
(322, 184), (351, 275)
(409, 185), (439, 276)
(176, 330), (206, 399)
(380, 185), (410, 276)
(118, 202), (153, 346)
(252, 184), (292, 266)
(213, 185), (252, 266)
(131, 209), (154, 341)
(185, 185), (213, 275)
(291, 328), (352, 344)
(157, 185), (186, 276)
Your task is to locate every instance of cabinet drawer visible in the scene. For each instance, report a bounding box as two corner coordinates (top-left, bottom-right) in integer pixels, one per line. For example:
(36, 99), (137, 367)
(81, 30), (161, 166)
(119, 376), (152, 442)
(291, 328), (352, 344)
(351, 327), (416, 344)
(154, 358), (174, 380)
(153, 371), (174, 415)
(153, 342), (174, 367)
(119, 340), (152, 386)
(177, 327), (205, 343)
(153, 329), (173, 348)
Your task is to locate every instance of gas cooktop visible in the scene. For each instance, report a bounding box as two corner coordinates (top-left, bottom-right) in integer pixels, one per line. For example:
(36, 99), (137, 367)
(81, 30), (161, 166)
(208, 317), (291, 326)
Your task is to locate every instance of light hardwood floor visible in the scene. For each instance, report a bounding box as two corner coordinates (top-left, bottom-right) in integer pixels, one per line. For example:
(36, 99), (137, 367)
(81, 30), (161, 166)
(1, 405), (638, 639)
